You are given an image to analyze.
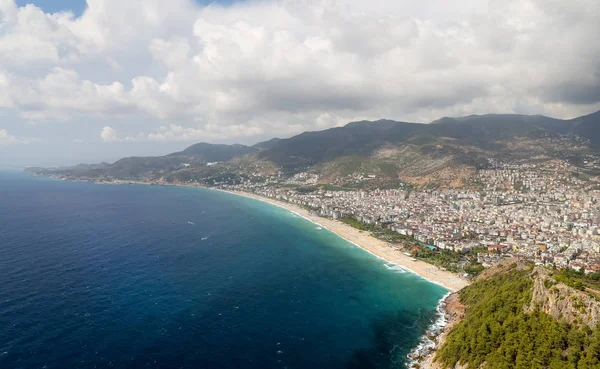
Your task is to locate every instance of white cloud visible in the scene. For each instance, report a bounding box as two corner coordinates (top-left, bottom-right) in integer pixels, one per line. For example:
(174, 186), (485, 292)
(0, 129), (18, 144)
(0, 128), (36, 144)
(100, 125), (142, 142)
(0, 0), (599, 143)
(100, 126), (117, 142)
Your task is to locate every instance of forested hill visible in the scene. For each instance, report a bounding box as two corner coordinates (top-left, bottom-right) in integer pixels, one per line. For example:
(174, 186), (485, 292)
(435, 263), (600, 369)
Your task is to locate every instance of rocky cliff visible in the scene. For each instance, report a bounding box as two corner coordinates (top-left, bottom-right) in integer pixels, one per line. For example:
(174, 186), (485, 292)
(527, 267), (600, 328)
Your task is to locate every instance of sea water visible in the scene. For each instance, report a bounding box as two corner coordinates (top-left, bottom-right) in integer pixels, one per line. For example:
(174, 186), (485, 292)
(0, 172), (447, 368)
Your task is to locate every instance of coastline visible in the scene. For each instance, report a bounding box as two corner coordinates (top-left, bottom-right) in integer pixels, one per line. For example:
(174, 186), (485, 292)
(33, 174), (467, 365)
(31, 174), (468, 291)
(406, 292), (451, 368)
(214, 188), (468, 368)
(413, 292), (466, 369)
(214, 189), (469, 292)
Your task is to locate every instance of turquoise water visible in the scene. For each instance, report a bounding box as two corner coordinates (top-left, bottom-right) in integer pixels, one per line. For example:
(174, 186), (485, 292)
(0, 172), (447, 368)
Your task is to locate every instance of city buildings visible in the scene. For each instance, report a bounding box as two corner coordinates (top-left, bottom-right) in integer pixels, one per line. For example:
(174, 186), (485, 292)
(224, 161), (600, 273)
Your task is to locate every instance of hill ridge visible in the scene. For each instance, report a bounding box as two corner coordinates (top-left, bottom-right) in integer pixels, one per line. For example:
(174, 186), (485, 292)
(27, 109), (600, 188)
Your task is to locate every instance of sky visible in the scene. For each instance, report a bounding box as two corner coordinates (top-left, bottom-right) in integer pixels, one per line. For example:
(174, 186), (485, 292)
(1, 0), (600, 167)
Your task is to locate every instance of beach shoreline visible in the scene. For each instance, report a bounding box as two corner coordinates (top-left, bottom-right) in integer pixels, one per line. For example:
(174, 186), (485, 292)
(214, 188), (468, 366)
(32, 173), (469, 292)
(214, 188), (469, 292)
(32, 174), (468, 365)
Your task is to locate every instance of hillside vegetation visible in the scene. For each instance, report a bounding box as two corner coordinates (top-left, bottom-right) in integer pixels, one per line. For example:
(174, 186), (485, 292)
(435, 265), (600, 369)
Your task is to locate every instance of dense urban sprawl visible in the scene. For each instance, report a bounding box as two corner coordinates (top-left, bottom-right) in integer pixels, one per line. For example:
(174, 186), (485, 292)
(222, 161), (600, 276)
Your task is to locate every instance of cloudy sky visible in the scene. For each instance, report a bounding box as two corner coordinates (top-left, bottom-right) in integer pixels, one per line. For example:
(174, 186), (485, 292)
(1, 0), (599, 167)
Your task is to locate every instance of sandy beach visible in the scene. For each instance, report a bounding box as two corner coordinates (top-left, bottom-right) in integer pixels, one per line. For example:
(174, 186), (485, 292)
(217, 189), (469, 292)
(46, 174), (469, 292)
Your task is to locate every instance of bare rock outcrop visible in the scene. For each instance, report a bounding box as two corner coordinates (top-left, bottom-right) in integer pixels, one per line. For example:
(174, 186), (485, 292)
(526, 267), (600, 328)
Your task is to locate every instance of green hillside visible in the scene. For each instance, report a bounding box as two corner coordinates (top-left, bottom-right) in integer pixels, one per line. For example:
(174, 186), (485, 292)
(435, 266), (600, 369)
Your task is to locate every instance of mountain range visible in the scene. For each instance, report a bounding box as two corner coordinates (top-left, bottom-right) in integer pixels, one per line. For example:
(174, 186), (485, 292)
(28, 110), (600, 188)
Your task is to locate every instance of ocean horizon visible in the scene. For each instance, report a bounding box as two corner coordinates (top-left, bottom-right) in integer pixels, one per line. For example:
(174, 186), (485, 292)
(0, 172), (447, 369)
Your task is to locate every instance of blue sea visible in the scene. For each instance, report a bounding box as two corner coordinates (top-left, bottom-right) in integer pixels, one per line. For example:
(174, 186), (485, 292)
(0, 172), (447, 369)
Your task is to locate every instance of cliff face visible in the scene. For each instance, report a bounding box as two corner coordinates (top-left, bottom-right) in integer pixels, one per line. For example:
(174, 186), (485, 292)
(527, 267), (600, 328)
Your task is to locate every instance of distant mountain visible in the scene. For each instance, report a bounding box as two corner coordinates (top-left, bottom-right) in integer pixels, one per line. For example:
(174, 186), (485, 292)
(256, 119), (422, 170)
(27, 162), (111, 176)
(27, 110), (600, 186)
(431, 112), (600, 148)
(27, 143), (258, 180)
(103, 156), (188, 179)
(252, 138), (282, 150)
(256, 112), (598, 174)
(570, 110), (600, 148)
(169, 142), (258, 161)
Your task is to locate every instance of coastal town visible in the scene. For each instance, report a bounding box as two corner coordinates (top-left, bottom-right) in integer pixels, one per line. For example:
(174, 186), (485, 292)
(34, 155), (600, 369)
(7, 1), (600, 367)
(25, 153), (600, 369)
(219, 160), (600, 278)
